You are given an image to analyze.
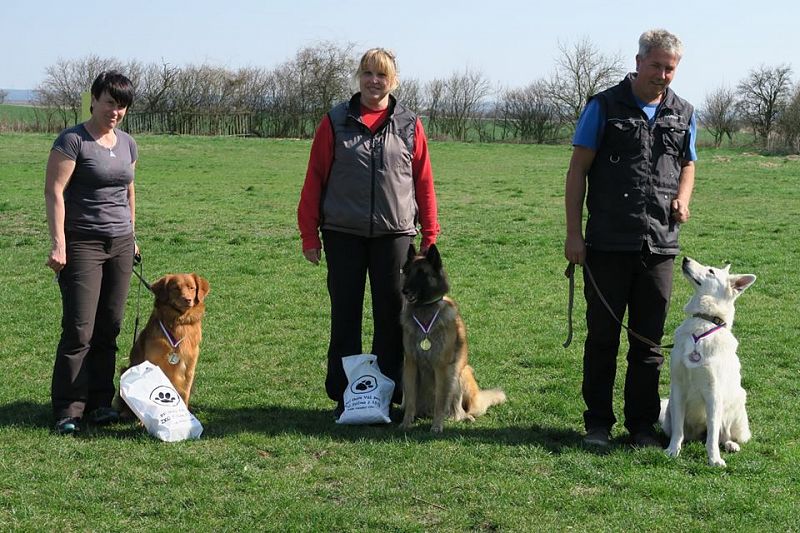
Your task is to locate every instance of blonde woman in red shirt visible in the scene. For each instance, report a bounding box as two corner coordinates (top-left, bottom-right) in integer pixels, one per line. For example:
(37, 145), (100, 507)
(298, 48), (440, 420)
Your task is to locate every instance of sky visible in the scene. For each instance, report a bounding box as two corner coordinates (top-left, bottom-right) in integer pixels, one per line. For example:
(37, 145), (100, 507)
(2, 0), (798, 107)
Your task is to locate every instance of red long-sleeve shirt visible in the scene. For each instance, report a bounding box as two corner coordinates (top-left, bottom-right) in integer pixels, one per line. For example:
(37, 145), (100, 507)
(297, 105), (440, 251)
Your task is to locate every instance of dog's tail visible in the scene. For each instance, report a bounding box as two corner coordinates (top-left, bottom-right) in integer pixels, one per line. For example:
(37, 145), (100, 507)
(659, 398), (671, 436)
(468, 388), (507, 418)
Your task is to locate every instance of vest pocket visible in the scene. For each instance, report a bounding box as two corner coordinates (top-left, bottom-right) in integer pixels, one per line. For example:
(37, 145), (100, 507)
(605, 118), (642, 157)
(657, 123), (688, 156)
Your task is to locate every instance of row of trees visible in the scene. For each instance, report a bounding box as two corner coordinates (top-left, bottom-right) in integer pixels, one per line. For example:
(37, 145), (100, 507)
(700, 64), (799, 151)
(30, 40), (622, 142)
(27, 42), (800, 151)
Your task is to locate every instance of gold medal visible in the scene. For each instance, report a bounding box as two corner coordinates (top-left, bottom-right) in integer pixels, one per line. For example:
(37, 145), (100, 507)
(168, 352), (180, 365)
(420, 338), (431, 351)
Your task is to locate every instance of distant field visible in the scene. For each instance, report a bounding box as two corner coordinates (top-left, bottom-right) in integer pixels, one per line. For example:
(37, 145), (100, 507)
(0, 103), (37, 121)
(0, 103), (757, 148)
(0, 104), (64, 133)
(1, 133), (798, 531)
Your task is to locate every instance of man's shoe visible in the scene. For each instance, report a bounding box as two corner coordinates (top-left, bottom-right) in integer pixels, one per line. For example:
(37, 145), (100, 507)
(86, 407), (120, 426)
(583, 428), (610, 447)
(632, 429), (663, 448)
(55, 417), (81, 435)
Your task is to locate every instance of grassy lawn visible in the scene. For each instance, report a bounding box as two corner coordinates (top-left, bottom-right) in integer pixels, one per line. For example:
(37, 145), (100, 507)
(1, 133), (798, 531)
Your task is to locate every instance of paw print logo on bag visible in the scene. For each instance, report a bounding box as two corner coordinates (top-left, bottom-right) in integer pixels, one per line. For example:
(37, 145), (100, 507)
(350, 374), (378, 394)
(149, 385), (181, 406)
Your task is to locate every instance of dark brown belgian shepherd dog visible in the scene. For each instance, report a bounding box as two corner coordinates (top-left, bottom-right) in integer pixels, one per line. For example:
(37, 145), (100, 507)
(399, 244), (506, 432)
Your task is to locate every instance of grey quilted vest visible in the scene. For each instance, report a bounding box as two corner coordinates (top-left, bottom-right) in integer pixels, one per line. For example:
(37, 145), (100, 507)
(321, 93), (418, 238)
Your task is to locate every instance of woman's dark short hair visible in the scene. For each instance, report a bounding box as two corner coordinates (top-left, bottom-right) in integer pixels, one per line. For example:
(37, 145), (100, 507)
(90, 71), (135, 109)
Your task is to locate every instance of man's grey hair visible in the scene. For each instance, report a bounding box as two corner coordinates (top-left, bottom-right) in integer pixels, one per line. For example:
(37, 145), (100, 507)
(638, 29), (683, 59)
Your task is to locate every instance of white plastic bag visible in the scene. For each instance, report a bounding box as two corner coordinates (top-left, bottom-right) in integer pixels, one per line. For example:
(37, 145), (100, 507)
(119, 361), (203, 442)
(336, 354), (395, 425)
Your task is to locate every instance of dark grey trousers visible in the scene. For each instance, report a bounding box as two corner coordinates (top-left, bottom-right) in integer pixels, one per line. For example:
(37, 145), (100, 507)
(582, 248), (674, 434)
(51, 232), (134, 419)
(321, 230), (412, 405)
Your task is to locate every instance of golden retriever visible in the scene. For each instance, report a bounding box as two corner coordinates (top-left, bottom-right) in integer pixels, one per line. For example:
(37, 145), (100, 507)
(121, 273), (209, 411)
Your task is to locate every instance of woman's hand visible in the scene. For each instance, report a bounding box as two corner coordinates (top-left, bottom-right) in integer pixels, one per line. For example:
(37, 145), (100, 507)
(46, 244), (66, 273)
(303, 248), (322, 265)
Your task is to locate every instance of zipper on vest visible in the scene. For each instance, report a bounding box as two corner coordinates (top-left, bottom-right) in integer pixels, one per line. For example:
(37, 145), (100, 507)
(369, 130), (376, 238)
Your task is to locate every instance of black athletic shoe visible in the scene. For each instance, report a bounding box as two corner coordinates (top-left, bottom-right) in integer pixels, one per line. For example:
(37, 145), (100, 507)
(583, 427), (611, 447)
(55, 417), (81, 435)
(86, 407), (120, 426)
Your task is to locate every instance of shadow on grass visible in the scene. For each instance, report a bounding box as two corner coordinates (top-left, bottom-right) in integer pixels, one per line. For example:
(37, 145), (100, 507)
(190, 403), (594, 454)
(0, 400), (607, 454)
(0, 400), (147, 440)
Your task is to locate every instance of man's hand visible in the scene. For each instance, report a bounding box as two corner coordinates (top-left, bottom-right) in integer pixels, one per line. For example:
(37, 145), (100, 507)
(671, 198), (690, 223)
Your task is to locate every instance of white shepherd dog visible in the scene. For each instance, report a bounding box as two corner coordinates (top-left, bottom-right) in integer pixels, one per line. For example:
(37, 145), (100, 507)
(661, 257), (756, 467)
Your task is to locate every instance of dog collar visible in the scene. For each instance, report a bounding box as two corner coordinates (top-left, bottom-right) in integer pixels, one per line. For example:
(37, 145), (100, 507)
(692, 313), (726, 326)
(418, 296), (444, 306)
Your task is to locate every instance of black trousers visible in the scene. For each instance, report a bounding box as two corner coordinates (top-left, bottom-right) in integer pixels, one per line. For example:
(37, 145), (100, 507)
(51, 232), (134, 419)
(582, 248), (674, 434)
(321, 230), (412, 404)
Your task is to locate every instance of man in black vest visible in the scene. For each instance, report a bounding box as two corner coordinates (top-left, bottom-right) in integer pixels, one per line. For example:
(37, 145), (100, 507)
(564, 29), (697, 448)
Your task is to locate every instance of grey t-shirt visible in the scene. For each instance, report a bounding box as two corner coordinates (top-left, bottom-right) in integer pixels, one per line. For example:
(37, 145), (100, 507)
(52, 124), (138, 237)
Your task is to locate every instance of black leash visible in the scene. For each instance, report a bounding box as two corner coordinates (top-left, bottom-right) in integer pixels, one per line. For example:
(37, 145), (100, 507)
(563, 261), (673, 352)
(132, 253), (153, 344)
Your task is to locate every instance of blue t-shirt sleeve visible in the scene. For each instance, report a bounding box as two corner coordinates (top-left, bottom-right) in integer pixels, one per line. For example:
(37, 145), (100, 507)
(572, 99), (604, 150)
(685, 112), (698, 162)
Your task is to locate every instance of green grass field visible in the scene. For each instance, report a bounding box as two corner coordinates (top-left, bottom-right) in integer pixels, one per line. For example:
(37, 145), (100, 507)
(1, 133), (798, 531)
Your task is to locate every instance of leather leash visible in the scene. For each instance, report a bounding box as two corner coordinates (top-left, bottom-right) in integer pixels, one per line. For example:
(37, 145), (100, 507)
(563, 261), (673, 352)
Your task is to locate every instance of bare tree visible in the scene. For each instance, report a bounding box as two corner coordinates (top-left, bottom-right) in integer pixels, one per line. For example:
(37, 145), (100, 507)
(35, 55), (122, 128)
(293, 41), (357, 136)
(423, 78), (445, 137)
(0, 89), (7, 104)
(501, 80), (563, 144)
(546, 37), (624, 126)
(699, 86), (738, 147)
(393, 77), (423, 114)
(135, 61), (180, 112)
(437, 69), (491, 141)
(736, 64), (793, 144)
(777, 83), (800, 153)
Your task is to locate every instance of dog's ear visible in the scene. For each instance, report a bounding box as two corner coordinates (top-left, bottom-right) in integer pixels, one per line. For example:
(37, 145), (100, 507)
(407, 244), (417, 262)
(150, 275), (171, 303)
(730, 274), (756, 294)
(193, 274), (210, 303)
(426, 243), (442, 270)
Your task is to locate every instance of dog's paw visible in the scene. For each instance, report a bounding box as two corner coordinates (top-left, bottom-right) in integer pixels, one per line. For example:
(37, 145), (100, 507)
(708, 456), (727, 467)
(665, 445), (681, 458)
(723, 441), (741, 453)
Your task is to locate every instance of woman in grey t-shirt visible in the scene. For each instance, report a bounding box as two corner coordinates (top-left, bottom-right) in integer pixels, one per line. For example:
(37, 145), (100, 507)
(44, 71), (139, 435)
